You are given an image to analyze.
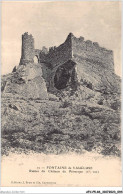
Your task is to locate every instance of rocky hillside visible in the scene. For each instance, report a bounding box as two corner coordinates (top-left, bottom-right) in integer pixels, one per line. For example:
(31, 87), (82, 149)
(2, 63), (48, 99)
(1, 62), (121, 157)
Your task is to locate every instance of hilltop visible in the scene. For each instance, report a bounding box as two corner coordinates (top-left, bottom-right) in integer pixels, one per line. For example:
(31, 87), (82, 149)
(1, 33), (121, 157)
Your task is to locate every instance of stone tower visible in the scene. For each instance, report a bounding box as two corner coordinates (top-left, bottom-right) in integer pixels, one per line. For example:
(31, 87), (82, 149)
(19, 32), (34, 65)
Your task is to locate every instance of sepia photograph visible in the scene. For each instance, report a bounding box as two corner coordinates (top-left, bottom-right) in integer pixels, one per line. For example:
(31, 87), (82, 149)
(1, 0), (122, 190)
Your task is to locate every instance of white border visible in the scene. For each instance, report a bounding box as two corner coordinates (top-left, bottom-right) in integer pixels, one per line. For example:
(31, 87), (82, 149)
(0, 0), (123, 193)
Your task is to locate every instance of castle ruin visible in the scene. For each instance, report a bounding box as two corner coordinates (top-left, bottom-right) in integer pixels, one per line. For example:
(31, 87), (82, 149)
(19, 32), (115, 92)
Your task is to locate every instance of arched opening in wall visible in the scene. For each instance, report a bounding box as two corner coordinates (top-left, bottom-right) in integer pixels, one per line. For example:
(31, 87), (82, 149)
(54, 60), (78, 90)
(34, 55), (39, 64)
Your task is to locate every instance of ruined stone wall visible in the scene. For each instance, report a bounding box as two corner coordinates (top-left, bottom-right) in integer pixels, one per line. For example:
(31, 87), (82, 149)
(19, 32), (114, 72)
(38, 33), (114, 72)
(71, 34), (114, 71)
(19, 32), (115, 92)
(39, 33), (73, 68)
(20, 32), (35, 65)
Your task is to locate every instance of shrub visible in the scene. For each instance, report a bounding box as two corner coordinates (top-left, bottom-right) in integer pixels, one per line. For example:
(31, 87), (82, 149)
(97, 99), (103, 105)
(110, 101), (120, 110)
(60, 100), (72, 108)
(81, 78), (93, 90)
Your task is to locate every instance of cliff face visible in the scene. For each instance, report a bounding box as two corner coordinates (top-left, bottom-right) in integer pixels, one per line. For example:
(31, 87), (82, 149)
(1, 33), (121, 157)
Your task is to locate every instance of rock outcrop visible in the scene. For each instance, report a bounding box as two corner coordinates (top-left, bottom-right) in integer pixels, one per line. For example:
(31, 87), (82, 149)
(2, 63), (48, 100)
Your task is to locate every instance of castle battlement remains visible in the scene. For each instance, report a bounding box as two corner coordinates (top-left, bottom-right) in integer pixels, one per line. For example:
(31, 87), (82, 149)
(20, 32), (114, 71)
(19, 32), (115, 91)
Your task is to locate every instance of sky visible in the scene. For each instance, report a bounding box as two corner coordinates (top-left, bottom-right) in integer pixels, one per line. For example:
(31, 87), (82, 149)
(1, 1), (122, 76)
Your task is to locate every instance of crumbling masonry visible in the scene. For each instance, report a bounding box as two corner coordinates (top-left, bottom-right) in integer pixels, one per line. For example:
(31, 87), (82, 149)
(19, 32), (114, 91)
